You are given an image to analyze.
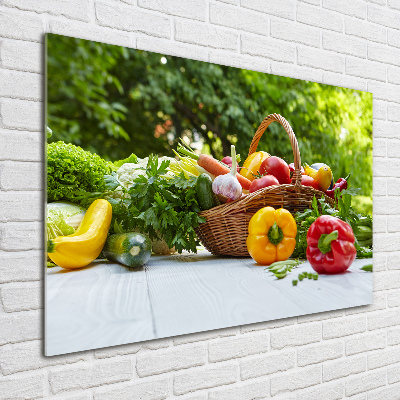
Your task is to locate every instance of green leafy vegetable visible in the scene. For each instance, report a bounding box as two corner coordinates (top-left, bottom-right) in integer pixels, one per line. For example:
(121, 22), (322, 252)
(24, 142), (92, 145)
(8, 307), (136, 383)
(47, 141), (111, 203)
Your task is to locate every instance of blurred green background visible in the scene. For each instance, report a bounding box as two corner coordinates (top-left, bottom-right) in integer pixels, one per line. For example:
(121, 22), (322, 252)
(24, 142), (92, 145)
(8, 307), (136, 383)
(46, 34), (372, 214)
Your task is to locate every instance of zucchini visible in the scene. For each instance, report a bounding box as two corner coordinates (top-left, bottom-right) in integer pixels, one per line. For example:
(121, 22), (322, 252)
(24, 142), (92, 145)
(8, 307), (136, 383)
(103, 232), (151, 268)
(196, 173), (220, 211)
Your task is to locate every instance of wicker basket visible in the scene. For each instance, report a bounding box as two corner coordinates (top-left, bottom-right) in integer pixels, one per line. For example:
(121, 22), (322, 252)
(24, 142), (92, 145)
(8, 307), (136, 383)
(195, 113), (335, 257)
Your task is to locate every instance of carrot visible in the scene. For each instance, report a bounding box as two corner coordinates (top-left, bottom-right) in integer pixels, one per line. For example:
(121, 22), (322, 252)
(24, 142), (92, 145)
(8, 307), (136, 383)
(177, 143), (251, 190)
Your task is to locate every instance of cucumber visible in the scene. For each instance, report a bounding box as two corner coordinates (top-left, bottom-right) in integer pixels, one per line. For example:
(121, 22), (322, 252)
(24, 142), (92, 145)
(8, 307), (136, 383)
(196, 173), (220, 211)
(103, 232), (151, 268)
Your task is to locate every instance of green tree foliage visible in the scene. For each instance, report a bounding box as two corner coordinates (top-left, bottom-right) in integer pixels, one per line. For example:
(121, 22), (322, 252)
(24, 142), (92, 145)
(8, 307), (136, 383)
(47, 34), (372, 212)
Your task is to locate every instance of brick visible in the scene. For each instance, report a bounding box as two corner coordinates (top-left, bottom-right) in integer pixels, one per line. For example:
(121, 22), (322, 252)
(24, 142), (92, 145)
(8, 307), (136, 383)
(373, 100), (387, 121)
(240, 350), (295, 380)
(298, 340), (343, 366)
(271, 62), (323, 83)
(0, 9), (44, 42)
(94, 378), (168, 400)
(388, 364), (400, 384)
(345, 291), (386, 316)
(217, 0), (238, 4)
(48, 393), (91, 400)
(368, 383), (400, 400)
(345, 18), (386, 44)
(136, 344), (206, 377)
(345, 368), (386, 396)
(324, 0), (367, 19)
(174, 363), (238, 395)
(364, 0), (385, 4)
(346, 57), (386, 82)
(0, 191), (41, 222)
(373, 121), (400, 139)
(0, 340), (87, 375)
(322, 72), (367, 91)
(270, 365), (321, 396)
(241, 35), (296, 63)
(374, 271), (400, 290)
(323, 315), (366, 339)
(1, 98), (42, 131)
(208, 380), (268, 400)
(240, 317), (296, 334)
(298, 309), (344, 324)
(271, 322), (321, 350)
(297, 381), (343, 400)
(388, 289), (400, 307)
(0, 129), (41, 161)
(388, 103), (400, 122)
(271, 19), (320, 47)
(297, 3), (343, 32)
(369, 81), (400, 104)
(0, 310), (40, 346)
(375, 158), (400, 176)
(241, 0), (295, 20)
(368, 346), (400, 370)
(323, 355), (366, 382)
(388, 29), (400, 49)
(210, 51), (269, 73)
(345, 330), (386, 356)
(388, 251), (400, 268)
(174, 326), (237, 345)
(389, 0), (400, 10)
(388, 327), (400, 346)
(0, 222), (42, 251)
(0, 161), (43, 190)
(209, 333), (268, 362)
(96, 1), (171, 39)
(210, 3), (269, 36)
(0, 39), (42, 73)
(137, 36), (209, 62)
(0, 250), (41, 283)
(175, 20), (237, 51)
(0, 371), (46, 400)
(50, 358), (133, 394)
(298, 46), (344, 73)
(138, 0), (206, 21)
(368, 4), (400, 30)
(1, 281), (41, 312)
(323, 31), (366, 58)
(373, 178), (386, 197)
(94, 343), (142, 359)
(48, 22), (132, 48)
(369, 43), (400, 68)
(368, 309), (400, 330)
(2, 0), (90, 22)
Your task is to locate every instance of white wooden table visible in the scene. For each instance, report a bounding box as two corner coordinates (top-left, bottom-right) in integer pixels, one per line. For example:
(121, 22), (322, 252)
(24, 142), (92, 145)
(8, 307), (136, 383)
(45, 250), (373, 356)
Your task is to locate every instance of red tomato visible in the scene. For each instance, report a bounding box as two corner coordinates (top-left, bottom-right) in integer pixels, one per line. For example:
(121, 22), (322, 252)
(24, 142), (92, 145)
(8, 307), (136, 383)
(288, 163), (305, 175)
(260, 156), (291, 184)
(293, 175), (320, 191)
(249, 175), (279, 193)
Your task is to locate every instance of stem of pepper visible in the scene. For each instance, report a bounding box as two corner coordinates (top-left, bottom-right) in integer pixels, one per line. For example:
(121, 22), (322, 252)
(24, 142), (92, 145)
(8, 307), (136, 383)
(317, 230), (338, 254)
(268, 222), (284, 245)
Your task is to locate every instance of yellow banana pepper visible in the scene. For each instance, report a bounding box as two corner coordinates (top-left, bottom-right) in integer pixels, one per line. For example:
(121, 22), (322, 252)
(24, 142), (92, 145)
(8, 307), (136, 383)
(240, 151), (270, 181)
(246, 207), (297, 265)
(304, 164), (333, 192)
(47, 199), (112, 269)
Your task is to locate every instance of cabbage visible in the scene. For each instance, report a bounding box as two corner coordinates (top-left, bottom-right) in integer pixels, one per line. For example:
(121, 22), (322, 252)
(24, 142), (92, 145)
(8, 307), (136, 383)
(47, 202), (86, 240)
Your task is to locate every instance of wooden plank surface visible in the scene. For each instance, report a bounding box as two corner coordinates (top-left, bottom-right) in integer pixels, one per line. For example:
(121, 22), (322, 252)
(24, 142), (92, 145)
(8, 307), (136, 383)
(45, 251), (372, 356)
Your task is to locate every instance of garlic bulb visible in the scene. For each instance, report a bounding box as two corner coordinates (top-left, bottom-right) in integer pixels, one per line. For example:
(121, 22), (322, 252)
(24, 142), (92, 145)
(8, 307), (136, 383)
(212, 145), (243, 201)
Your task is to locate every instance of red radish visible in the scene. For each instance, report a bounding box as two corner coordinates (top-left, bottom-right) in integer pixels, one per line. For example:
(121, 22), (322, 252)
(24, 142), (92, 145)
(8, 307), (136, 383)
(249, 175), (279, 193)
(260, 156), (291, 184)
(221, 156), (240, 172)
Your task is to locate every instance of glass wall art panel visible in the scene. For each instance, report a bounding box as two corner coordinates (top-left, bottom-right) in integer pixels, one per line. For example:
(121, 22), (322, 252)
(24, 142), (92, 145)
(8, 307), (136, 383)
(45, 33), (373, 356)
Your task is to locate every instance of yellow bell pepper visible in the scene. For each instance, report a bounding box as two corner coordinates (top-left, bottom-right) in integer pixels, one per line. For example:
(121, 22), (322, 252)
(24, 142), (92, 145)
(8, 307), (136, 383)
(304, 164), (333, 192)
(246, 207), (297, 265)
(240, 151), (270, 181)
(47, 199), (112, 269)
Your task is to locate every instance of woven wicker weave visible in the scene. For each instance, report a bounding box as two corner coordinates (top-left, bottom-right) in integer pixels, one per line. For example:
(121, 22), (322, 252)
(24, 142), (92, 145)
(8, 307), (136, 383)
(195, 113), (335, 257)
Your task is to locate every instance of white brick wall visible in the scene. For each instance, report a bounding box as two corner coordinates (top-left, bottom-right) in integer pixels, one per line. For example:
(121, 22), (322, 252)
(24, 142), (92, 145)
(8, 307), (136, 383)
(0, 0), (399, 398)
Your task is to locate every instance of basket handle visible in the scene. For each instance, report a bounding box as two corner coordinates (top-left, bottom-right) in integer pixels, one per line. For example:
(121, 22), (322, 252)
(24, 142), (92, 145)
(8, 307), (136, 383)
(248, 113), (302, 187)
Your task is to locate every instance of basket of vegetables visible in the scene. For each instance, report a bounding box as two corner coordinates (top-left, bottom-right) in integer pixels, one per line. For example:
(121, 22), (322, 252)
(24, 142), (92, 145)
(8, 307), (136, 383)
(187, 113), (336, 257)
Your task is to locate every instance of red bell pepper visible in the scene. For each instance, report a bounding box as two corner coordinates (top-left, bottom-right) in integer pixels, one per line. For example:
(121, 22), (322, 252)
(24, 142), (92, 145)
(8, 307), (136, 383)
(306, 215), (357, 274)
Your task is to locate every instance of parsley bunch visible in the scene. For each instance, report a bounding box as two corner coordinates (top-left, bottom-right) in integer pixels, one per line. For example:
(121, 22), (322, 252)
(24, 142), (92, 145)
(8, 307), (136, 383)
(108, 154), (205, 253)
